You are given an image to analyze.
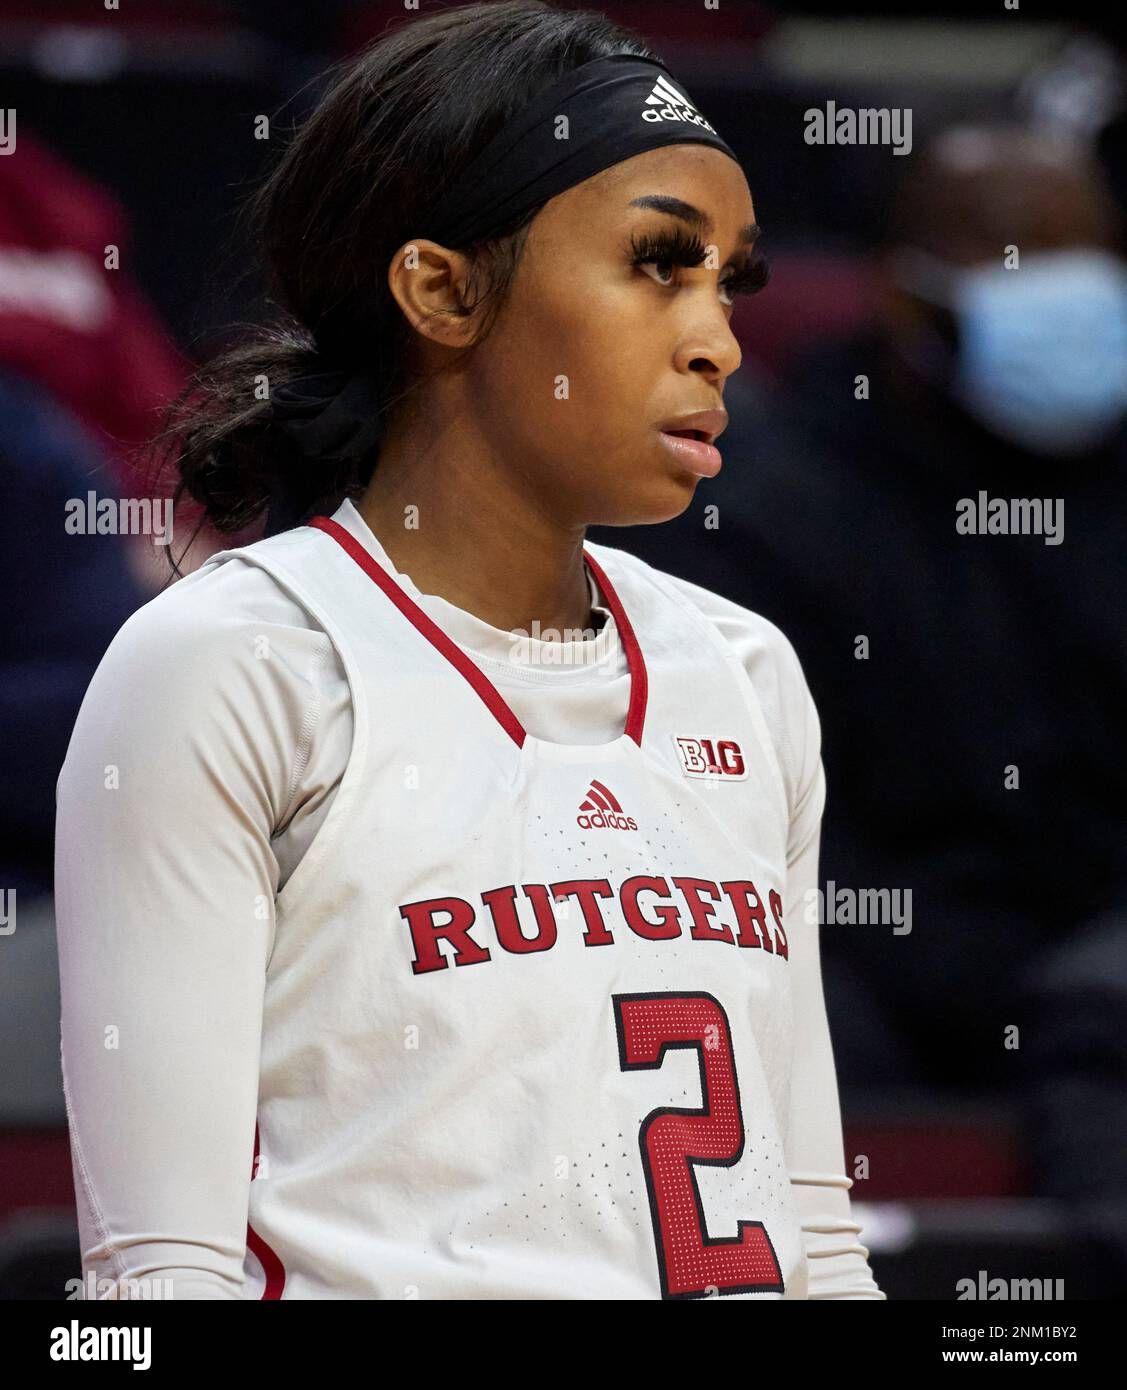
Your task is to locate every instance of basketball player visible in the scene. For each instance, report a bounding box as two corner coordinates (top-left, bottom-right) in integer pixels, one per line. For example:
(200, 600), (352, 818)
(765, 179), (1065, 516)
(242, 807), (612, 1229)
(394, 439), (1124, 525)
(54, 1), (885, 1300)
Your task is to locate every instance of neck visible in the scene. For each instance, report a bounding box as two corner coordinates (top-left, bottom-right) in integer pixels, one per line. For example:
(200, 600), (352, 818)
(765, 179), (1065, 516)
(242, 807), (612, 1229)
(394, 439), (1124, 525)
(355, 403), (596, 637)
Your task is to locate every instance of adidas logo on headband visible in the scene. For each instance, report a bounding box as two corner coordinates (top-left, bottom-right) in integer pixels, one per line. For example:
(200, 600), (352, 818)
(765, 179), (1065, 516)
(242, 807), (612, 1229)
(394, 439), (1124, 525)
(642, 74), (719, 134)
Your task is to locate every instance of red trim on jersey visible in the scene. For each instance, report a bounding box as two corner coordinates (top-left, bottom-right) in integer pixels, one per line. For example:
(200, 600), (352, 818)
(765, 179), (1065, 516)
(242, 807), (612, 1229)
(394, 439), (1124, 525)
(580, 548), (647, 745)
(308, 514), (649, 747)
(246, 1119), (286, 1299)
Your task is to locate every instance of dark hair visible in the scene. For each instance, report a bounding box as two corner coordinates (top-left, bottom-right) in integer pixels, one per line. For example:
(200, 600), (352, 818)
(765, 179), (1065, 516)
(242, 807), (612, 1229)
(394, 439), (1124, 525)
(152, 0), (656, 571)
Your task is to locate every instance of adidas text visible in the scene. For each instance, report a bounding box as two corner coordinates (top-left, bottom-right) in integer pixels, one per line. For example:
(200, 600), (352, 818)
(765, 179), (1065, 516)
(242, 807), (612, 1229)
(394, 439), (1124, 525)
(577, 809), (638, 831)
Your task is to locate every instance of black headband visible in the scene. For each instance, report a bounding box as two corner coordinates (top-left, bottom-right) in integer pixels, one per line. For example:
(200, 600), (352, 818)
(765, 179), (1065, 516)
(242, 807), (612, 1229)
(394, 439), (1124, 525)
(264, 54), (740, 534)
(423, 53), (741, 247)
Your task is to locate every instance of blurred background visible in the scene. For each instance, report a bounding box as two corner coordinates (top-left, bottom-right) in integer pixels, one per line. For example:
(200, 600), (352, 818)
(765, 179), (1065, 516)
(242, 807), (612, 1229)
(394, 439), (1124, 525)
(2, 0), (1125, 1299)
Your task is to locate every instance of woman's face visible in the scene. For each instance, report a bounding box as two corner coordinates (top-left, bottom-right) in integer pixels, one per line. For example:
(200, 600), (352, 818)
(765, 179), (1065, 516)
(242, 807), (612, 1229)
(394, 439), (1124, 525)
(465, 144), (758, 527)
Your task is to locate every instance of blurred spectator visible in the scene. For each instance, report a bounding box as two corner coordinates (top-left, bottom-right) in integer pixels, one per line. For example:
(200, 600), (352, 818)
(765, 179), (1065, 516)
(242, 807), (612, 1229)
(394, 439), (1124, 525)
(0, 130), (189, 585)
(590, 125), (1127, 1228)
(1018, 21), (1126, 222)
(1, 366), (148, 899)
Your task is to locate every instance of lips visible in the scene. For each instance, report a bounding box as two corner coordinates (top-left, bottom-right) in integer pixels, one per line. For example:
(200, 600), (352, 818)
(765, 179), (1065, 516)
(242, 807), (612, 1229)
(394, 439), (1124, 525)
(657, 430), (724, 477)
(657, 408), (729, 447)
(658, 408), (728, 477)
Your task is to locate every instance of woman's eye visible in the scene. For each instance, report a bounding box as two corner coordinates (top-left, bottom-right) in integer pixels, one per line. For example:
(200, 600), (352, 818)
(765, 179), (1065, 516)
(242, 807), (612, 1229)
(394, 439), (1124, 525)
(639, 257), (740, 307)
(641, 259), (677, 287)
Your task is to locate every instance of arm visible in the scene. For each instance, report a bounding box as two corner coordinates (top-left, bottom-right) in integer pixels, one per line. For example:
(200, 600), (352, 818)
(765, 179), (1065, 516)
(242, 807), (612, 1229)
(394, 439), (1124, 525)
(781, 653), (885, 1300)
(53, 564), (330, 1298)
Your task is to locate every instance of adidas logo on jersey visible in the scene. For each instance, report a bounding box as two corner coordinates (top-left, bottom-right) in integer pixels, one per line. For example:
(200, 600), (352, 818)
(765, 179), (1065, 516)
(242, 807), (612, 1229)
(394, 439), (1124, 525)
(577, 779), (637, 831)
(641, 74), (718, 133)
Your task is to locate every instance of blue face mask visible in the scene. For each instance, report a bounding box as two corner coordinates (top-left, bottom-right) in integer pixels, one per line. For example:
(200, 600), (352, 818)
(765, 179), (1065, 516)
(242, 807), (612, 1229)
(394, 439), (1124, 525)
(891, 247), (1127, 457)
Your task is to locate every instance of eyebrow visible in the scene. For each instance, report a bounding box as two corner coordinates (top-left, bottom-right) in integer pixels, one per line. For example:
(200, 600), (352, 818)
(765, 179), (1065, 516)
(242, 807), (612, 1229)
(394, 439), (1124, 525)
(628, 194), (759, 246)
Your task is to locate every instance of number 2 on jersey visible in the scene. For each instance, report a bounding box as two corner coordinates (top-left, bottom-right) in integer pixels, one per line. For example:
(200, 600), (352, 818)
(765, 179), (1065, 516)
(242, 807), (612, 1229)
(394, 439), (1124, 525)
(612, 991), (784, 1299)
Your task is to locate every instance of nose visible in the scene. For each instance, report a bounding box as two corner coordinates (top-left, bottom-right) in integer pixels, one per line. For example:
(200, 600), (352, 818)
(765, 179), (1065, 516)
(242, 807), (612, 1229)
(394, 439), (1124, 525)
(674, 309), (743, 385)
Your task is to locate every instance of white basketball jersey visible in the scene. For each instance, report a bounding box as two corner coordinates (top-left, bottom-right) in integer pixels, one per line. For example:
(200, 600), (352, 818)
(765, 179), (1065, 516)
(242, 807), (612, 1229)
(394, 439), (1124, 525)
(201, 511), (808, 1299)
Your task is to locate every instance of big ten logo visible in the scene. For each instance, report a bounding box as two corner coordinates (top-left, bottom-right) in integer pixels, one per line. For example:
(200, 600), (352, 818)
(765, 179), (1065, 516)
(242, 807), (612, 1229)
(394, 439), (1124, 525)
(672, 735), (748, 781)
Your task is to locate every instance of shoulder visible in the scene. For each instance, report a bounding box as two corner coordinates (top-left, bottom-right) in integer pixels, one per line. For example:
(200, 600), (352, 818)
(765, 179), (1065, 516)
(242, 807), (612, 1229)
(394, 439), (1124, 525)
(104, 547), (334, 687)
(62, 548), (343, 792)
(585, 540), (823, 824)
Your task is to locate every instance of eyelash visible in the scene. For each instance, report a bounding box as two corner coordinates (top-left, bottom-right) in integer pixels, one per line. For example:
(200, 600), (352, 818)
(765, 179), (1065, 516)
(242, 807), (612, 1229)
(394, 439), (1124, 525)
(628, 226), (769, 304)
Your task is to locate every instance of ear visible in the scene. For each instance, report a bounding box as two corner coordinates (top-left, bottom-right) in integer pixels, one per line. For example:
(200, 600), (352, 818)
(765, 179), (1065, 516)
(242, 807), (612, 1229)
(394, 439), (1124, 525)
(387, 239), (483, 348)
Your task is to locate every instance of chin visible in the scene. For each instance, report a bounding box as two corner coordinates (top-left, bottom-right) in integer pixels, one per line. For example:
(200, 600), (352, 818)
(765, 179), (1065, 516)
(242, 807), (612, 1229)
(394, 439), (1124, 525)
(588, 475), (700, 528)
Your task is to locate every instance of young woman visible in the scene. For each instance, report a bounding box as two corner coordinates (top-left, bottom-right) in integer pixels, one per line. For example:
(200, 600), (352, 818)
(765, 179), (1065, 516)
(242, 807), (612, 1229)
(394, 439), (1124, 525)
(54, 1), (884, 1300)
